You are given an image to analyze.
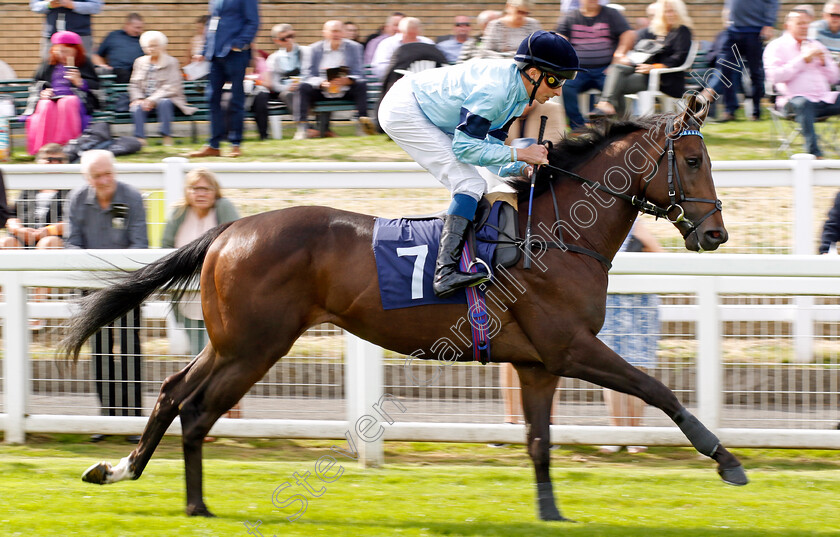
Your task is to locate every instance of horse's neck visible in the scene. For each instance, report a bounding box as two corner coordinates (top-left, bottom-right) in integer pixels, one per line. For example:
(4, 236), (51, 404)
(540, 140), (646, 261)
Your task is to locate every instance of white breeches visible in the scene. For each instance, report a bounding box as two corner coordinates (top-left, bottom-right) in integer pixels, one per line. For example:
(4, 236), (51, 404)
(378, 77), (487, 201)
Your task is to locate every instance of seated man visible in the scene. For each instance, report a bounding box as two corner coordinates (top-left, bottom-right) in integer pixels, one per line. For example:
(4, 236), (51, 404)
(809, 0), (840, 55)
(372, 17), (435, 79)
(295, 20), (374, 139)
(92, 13), (144, 83)
(436, 15), (474, 64)
(765, 8), (840, 157)
(254, 23), (303, 140)
(0, 143), (68, 251)
(364, 13), (404, 65)
(556, 0), (635, 129)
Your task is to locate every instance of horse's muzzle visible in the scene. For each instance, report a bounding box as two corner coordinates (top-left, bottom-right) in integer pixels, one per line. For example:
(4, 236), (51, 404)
(685, 226), (728, 252)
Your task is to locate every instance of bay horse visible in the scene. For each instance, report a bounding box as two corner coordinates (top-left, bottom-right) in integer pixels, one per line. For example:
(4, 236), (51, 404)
(63, 96), (746, 520)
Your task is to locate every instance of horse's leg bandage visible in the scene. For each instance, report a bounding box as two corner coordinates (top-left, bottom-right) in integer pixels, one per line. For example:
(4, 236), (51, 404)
(674, 408), (720, 457)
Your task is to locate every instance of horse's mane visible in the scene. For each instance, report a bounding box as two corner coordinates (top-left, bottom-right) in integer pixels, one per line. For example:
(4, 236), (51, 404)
(505, 114), (671, 203)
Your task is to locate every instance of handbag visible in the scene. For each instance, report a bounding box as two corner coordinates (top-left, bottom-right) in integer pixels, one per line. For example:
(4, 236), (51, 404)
(626, 39), (666, 65)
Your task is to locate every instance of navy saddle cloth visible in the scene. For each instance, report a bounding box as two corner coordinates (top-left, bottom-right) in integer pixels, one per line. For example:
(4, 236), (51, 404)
(373, 200), (514, 310)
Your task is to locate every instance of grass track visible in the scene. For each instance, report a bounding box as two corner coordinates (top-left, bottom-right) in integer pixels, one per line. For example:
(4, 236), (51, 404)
(2, 440), (840, 536)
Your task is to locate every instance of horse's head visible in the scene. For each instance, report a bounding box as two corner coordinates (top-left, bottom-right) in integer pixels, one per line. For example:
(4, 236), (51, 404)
(640, 94), (728, 251)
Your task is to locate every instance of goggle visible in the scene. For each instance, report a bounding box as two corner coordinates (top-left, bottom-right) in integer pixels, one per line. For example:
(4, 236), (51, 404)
(543, 70), (577, 88)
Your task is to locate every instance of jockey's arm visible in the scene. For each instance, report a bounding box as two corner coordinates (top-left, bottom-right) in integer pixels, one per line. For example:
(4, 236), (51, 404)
(452, 128), (547, 177)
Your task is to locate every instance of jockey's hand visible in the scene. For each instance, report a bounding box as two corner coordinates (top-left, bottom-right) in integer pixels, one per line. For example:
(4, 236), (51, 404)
(517, 143), (549, 166)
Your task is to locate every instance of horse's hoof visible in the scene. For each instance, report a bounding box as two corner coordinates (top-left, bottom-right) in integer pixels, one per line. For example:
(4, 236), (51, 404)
(718, 464), (748, 486)
(539, 507), (575, 522)
(540, 512), (575, 522)
(81, 462), (111, 485)
(186, 505), (216, 517)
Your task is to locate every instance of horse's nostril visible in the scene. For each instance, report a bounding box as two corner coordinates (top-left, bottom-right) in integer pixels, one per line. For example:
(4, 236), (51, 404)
(705, 228), (728, 245)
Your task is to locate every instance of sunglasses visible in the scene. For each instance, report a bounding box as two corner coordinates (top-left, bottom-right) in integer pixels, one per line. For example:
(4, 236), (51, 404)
(44, 156), (67, 164)
(830, 13), (840, 18)
(455, 22), (471, 27)
(543, 71), (577, 89)
(278, 34), (296, 41)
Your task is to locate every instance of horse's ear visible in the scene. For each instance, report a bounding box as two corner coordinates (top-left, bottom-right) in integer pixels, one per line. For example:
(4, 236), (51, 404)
(675, 91), (709, 131)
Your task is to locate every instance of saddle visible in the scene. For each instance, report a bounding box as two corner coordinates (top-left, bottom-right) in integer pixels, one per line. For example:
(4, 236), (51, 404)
(404, 191), (521, 269)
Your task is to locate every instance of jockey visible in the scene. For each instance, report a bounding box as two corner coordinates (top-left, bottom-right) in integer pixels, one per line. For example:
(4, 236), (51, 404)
(378, 30), (583, 298)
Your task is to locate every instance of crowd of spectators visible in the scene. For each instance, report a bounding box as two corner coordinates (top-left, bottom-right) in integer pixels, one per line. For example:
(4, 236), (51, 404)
(21, 0), (840, 156)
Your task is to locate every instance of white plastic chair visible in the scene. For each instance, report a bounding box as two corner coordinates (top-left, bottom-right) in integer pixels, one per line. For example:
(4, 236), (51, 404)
(634, 40), (700, 115)
(394, 60), (438, 77)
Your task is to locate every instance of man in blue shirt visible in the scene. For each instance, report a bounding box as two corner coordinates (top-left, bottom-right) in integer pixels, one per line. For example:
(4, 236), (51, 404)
(65, 150), (147, 435)
(435, 15), (474, 64)
(809, 0), (840, 54)
(704, 0), (779, 121)
(378, 31), (582, 298)
(92, 13), (145, 83)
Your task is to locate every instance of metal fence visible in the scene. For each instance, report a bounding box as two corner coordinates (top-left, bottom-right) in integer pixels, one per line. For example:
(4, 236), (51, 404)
(1, 159), (840, 461)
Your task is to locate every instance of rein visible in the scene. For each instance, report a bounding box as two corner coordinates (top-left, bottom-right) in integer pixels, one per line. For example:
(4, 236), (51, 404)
(482, 119), (724, 269)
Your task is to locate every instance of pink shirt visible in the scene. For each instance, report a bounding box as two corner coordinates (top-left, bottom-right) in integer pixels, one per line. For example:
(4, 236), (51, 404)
(763, 32), (840, 108)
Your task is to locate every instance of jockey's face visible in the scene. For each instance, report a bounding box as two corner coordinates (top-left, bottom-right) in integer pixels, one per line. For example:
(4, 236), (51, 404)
(523, 68), (566, 104)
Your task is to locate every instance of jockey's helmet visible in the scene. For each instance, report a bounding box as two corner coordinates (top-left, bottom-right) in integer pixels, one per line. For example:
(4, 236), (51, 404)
(514, 30), (584, 81)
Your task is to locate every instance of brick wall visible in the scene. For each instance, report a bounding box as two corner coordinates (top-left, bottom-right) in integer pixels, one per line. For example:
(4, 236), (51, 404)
(0, 1), (822, 79)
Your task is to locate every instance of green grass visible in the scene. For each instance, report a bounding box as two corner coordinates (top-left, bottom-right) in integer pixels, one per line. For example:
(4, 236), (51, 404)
(5, 114), (783, 164)
(2, 438), (840, 536)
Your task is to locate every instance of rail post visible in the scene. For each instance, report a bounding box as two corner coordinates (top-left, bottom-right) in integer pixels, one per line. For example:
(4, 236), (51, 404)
(2, 273), (30, 444)
(791, 154), (815, 363)
(344, 333), (385, 467)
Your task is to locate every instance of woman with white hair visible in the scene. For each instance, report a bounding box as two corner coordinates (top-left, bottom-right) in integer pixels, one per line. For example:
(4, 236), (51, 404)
(129, 30), (196, 147)
(591, 0), (693, 119)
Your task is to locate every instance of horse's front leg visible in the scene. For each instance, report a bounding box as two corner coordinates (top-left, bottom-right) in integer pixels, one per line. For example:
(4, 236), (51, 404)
(513, 362), (571, 522)
(562, 335), (747, 486)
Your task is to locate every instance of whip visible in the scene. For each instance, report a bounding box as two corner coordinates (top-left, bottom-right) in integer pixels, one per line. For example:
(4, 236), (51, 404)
(523, 115), (548, 269)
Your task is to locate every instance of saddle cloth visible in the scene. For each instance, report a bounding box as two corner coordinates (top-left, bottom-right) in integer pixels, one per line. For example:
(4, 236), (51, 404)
(373, 199), (518, 310)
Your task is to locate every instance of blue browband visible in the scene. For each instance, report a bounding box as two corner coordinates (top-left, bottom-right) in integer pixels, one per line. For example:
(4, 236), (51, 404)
(679, 129), (703, 139)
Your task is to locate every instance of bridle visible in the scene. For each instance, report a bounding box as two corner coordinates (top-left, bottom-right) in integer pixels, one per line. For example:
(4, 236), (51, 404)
(635, 119), (723, 240)
(521, 117), (724, 269)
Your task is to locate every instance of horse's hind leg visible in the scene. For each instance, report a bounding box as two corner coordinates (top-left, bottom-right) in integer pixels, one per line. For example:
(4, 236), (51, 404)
(514, 363), (570, 522)
(178, 355), (274, 517)
(82, 346), (218, 486)
(562, 336), (747, 486)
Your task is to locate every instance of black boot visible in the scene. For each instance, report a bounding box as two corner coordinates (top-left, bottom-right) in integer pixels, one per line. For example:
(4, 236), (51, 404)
(433, 214), (490, 298)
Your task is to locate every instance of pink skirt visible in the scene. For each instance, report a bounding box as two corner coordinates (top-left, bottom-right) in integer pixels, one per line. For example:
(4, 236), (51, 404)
(25, 95), (83, 155)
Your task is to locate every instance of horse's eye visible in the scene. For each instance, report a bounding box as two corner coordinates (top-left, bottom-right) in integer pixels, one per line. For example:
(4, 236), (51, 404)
(685, 157), (700, 168)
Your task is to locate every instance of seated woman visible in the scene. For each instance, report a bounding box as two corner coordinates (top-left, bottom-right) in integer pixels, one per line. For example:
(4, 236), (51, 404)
(0, 143), (69, 251)
(162, 168), (239, 357)
(130, 31), (196, 147)
(25, 31), (100, 156)
(592, 0), (692, 119)
(480, 0), (565, 140)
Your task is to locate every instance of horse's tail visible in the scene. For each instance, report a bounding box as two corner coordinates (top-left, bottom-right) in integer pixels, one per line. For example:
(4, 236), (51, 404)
(61, 221), (236, 361)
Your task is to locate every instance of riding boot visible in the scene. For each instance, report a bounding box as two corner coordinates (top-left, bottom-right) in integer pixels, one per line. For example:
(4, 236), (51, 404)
(433, 214), (490, 298)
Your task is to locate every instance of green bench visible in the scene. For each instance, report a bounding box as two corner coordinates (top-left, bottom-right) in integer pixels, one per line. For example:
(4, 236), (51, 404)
(100, 77), (210, 143)
(0, 79), (36, 152)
